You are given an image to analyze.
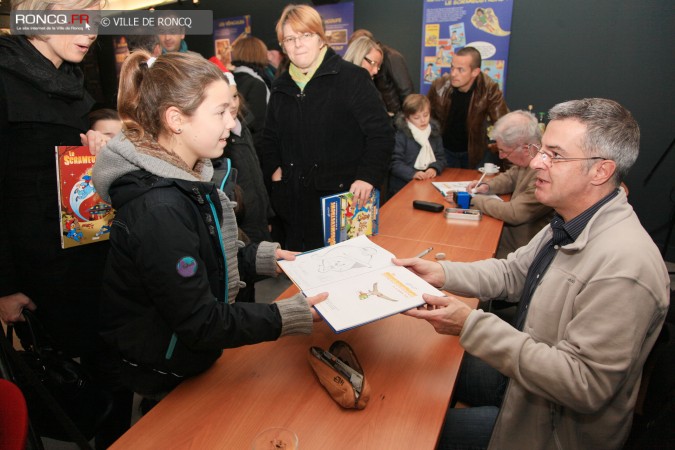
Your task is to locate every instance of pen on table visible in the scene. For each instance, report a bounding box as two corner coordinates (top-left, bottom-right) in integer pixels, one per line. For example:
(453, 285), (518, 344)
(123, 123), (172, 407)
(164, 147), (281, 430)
(414, 247), (433, 258)
(471, 172), (487, 194)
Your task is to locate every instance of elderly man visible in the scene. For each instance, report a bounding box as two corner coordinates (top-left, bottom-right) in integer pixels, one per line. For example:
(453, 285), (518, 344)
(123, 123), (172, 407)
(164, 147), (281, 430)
(468, 111), (553, 258)
(395, 98), (670, 450)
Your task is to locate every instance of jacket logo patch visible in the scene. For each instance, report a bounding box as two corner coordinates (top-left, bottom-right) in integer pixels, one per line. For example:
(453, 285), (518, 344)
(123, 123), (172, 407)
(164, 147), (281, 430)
(176, 256), (198, 277)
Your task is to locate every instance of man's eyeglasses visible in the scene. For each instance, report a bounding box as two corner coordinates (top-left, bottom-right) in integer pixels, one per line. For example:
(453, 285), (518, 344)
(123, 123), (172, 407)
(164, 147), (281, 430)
(497, 143), (528, 158)
(363, 55), (381, 71)
(281, 32), (316, 47)
(526, 143), (606, 166)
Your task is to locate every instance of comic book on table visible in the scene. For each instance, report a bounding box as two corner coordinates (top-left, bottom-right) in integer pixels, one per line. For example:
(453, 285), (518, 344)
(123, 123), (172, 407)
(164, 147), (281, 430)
(321, 189), (379, 247)
(55, 145), (115, 249)
(277, 235), (445, 333)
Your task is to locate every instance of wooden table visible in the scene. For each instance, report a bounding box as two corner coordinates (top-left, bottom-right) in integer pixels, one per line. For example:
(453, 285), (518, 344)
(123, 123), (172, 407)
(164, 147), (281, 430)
(110, 172), (502, 450)
(110, 314), (475, 450)
(379, 168), (505, 255)
(371, 234), (494, 263)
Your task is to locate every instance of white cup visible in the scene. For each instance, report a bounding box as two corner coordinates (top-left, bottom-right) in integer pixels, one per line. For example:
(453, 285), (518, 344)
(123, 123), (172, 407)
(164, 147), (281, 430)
(483, 163), (499, 173)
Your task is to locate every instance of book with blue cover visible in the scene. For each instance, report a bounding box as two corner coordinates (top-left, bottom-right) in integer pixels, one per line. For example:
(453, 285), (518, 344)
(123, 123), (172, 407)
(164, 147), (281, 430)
(321, 189), (380, 247)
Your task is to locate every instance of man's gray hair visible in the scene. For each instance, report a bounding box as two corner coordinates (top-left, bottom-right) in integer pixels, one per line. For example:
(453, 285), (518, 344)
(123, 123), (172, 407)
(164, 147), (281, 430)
(491, 110), (541, 147)
(549, 98), (639, 185)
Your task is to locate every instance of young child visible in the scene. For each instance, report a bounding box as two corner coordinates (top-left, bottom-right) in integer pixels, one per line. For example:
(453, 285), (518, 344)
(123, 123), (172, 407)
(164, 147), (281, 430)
(88, 108), (123, 139)
(388, 94), (446, 197)
(211, 71), (275, 303)
(212, 71), (273, 245)
(92, 51), (326, 399)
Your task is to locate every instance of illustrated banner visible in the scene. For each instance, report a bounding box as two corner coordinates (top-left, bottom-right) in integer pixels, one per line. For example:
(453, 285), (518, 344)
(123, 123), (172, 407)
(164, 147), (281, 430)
(213, 15), (250, 65)
(315, 1), (354, 57)
(419, 0), (514, 95)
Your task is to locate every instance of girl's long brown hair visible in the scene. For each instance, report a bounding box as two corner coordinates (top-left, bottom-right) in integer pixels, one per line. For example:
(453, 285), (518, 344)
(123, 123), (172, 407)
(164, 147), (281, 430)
(117, 51), (226, 158)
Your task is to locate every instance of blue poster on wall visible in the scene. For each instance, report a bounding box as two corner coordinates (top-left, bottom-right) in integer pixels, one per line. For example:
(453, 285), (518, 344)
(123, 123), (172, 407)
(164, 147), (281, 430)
(213, 15), (251, 64)
(315, 1), (354, 56)
(420, 0), (513, 95)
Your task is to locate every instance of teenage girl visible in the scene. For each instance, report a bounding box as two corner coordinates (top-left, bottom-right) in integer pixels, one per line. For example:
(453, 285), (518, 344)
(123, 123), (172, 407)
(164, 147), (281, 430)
(92, 51), (327, 398)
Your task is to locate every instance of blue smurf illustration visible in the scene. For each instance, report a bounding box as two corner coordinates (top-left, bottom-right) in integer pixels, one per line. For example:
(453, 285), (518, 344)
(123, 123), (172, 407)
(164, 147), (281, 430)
(65, 218), (83, 243)
(75, 175), (95, 200)
(69, 173), (96, 221)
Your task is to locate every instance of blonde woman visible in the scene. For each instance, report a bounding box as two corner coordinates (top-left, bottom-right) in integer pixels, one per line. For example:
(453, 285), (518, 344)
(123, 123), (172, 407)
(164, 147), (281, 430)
(343, 36), (383, 79)
(0, 0), (130, 445)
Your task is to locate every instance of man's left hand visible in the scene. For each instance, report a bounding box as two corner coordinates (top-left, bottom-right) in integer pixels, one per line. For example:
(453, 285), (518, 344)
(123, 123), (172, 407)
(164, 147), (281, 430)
(404, 294), (472, 336)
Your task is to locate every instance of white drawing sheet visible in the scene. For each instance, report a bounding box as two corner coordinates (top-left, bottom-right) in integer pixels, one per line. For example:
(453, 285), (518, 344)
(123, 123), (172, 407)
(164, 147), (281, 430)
(431, 181), (504, 202)
(277, 235), (444, 332)
(431, 181), (471, 196)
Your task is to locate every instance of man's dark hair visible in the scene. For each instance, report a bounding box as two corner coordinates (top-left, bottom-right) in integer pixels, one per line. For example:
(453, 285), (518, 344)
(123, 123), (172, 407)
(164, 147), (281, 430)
(126, 35), (161, 53)
(455, 46), (482, 69)
(88, 108), (119, 128)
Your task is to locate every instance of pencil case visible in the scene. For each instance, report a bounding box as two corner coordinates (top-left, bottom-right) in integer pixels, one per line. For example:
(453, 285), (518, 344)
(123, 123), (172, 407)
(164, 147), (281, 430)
(308, 341), (371, 409)
(445, 208), (482, 221)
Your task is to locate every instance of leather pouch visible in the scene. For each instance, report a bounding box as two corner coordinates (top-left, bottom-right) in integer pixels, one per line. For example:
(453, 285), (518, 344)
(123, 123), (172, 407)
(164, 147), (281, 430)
(308, 340), (371, 409)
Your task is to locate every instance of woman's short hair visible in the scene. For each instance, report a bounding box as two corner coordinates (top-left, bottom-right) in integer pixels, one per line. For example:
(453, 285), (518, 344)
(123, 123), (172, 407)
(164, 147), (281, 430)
(348, 29), (374, 45)
(231, 36), (269, 68)
(12, 0), (104, 39)
(402, 94), (430, 117)
(343, 36), (382, 67)
(275, 4), (327, 47)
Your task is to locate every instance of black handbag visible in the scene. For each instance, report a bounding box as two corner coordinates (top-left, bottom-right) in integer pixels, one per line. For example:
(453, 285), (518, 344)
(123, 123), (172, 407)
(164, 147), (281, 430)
(6, 310), (113, 446)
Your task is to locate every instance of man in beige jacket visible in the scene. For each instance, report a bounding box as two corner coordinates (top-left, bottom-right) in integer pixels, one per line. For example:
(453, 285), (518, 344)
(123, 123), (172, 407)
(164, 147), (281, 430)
(395, 98), (670, 450)
(468, 111), (553, 258)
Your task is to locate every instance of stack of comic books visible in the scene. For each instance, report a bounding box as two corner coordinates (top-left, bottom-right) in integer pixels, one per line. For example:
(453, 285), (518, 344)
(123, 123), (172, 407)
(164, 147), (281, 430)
(321, 189), (379, 247)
